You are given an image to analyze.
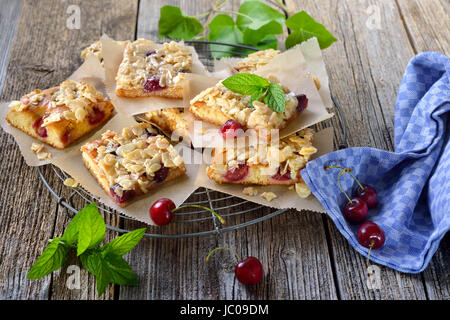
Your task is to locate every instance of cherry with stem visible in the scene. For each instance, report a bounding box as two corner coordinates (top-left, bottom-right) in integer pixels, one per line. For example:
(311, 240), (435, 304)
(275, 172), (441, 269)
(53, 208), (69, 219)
(150, 198), (226, 226)
(325, 166), (368, 224)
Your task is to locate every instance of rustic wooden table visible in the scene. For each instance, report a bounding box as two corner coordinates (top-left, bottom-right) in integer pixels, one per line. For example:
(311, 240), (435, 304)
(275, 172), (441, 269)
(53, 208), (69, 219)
(0, 0), (448, 300)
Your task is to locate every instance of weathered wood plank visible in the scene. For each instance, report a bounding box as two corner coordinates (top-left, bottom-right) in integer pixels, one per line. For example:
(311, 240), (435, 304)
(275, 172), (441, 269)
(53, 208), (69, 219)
(0, 0), (23, 95)
(119, 0), (337, 300)
(288, 0), (429, 299)
(396, 0), (449, 55)
(0, 0), (137, 299)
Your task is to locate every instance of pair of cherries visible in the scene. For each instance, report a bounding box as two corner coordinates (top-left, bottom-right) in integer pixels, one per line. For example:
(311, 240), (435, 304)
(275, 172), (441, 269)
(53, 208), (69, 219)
(326, 166), (385, 250)
(149, 198), (263, 285)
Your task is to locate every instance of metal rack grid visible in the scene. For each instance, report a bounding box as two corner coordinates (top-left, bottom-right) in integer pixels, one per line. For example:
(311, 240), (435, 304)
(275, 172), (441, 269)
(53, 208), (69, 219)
(38, 40), (346, 238)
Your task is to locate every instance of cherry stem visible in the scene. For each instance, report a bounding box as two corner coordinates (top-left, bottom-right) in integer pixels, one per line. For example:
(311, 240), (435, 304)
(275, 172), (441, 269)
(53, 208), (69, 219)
(172, 204), (226, 225)
(337, 169), (353, 204)
(326, 165), (364, 190)
(205, 247), (241, 263)
(366, 241), (374, 273)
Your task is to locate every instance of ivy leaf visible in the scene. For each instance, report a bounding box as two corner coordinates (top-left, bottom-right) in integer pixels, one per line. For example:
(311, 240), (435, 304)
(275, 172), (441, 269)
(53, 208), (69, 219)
(236, 0), (285, 31)
(27, 238), (67, 280)
(102, 228), (146, 256)
(208, 14), (244, 58)
(285, 11), (337, 49)
(158, 5), (203, 40)
(264, 82), (286, 113)
(76, 203), (106, 256)
(222, 73), (269, 96)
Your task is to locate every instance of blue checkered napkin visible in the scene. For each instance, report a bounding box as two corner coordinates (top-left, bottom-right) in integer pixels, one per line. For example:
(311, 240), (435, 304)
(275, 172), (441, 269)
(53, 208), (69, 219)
(301, 52), (450, 273)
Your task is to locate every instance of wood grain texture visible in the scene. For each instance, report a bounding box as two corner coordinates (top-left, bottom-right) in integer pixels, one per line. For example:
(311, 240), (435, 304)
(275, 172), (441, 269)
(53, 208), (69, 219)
(396, 0), (449, 55)
(0, 0), (23, 95)
(0, 0), (137, 300)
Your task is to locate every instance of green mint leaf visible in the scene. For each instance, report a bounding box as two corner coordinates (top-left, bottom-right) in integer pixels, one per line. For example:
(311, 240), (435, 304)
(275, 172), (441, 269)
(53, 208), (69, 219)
(103, 228), (146, 257)
(264, 82), (286, 113)
(285, 11), (337, 49)
(80, 250), (110, 296)
(76, 203), (106, 256)
(103, 253), (139, 287)
(250, 88), (266, 107)
(158, 5), (203, 40)
(222, 73), (269, 96)
(208, 14), (244, 58)
(236, 0), (285, 32)
(81, 250), (139, 297)
(61, 202), (96, 246)
(27, 238), (67, 279)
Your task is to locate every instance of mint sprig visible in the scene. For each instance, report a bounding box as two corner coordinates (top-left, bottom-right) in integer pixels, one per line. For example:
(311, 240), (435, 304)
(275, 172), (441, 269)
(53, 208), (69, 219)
(27, 203), (146, 296)
(222, 73), (286, 113)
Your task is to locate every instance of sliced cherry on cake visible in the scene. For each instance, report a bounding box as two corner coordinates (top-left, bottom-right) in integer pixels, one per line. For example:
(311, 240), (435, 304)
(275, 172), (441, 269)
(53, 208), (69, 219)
(271, 166), (291, 181)
(110, 184), (136, 204)
(144, 76), (164, 92)
(296, 94), (308, 113)
(223, 163), (249, 182)
(32, 117), (48, 138)
(153, 165), (169, 183)
(88, 106), (105, 125)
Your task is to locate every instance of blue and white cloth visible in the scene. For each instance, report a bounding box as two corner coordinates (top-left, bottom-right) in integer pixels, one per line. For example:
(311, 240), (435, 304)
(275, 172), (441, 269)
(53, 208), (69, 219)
(301, 52), (449, 273)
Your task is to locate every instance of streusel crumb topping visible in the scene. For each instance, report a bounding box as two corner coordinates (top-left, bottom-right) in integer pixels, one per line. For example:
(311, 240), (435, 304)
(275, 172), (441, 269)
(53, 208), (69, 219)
(116, 39), (193, 90)
(210, 128), (317, 180)
(234, 49), (280, 73)
(82, 123), (184, 196)
(190, 76), (298, 130)
(9, 80), (106, 126)
(81, 40), (103, 64)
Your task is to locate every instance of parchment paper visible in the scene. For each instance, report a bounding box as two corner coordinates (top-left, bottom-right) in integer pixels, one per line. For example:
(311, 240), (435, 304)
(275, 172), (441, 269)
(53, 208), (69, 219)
(183, 41), (334, 148)
(195, 127), (334, 213)
(214, 37), (332, 109)
(102, 38), (209, 116)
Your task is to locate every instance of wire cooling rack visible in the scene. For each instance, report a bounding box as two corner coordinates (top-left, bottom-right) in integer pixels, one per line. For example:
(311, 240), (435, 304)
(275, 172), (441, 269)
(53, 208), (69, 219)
(38, 40), (346, 238)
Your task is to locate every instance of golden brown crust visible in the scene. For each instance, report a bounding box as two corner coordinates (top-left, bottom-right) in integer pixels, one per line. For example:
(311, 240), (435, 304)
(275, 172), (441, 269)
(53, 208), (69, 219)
(115, 85), (183, 99)
(144, 108), (188, 137)
(6, 85), (114, 149)
(80, 122), (186, 207)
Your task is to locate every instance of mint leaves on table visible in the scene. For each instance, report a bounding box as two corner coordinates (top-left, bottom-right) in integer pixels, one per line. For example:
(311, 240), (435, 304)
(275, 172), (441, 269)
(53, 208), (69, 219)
(157, 1), (337, 58)
(222, 73), (286, 113)
(27, 203), (146, 296)
(285, 11), (337, 49)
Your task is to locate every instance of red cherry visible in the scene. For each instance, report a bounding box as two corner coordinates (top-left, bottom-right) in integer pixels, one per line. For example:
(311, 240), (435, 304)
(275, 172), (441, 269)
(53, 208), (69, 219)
(220, 119), (243, 139)
(357, 222), (385, 249)
(146, 50), (156, 56)
(110, 184), (136, 204)
(32, 117), (48, 138)
(343, 197), (368, 224)
(88, 107), (105, 125)
(153, 165), (169, 183)
(223, 163), (249, 182)
(150, 198), (176, 226)
(355, 184), (378, 209)
(235, 257), (263, 285)
(144, 76), (164, 92)
(295, 94), (308, 113)
(271, 166), (291, 181)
